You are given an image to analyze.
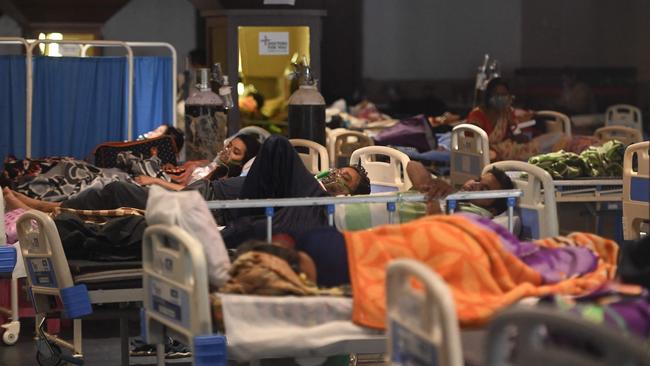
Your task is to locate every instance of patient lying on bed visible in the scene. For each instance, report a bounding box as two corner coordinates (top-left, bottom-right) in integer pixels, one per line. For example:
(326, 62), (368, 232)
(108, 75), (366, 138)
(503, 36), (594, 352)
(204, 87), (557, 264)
(3, 136), (371, 246)
(135, 133), (261, 190)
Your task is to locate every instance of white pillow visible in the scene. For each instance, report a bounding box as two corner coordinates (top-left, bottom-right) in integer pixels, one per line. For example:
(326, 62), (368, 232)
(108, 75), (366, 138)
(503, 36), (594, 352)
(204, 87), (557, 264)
(145, 186), (230, 286)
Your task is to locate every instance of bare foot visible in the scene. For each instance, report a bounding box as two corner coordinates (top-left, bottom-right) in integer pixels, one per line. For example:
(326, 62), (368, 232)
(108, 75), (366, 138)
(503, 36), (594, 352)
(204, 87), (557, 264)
(3, 188), (30, 211)
(4, 188), (59, 212)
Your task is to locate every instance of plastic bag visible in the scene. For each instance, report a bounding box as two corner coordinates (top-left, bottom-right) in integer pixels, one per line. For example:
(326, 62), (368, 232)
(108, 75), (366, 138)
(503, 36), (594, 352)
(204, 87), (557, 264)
(145, 186), (230, 286)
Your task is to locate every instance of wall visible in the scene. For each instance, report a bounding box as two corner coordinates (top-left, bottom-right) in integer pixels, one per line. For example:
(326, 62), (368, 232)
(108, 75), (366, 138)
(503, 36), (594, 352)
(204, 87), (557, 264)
(0, 15), (23, 54)
(362, 0), (523, 80)
(103, 0), (196, 72)
(521, 0), (649, 80)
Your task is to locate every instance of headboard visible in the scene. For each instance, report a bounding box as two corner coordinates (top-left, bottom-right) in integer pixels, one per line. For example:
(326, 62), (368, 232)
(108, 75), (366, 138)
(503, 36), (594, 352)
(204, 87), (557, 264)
(350, 145), (412, 193)
(450, 124), (490, 190)
(622, 141), (650, 240)
(484, 161), (558, 239)
(141, 224), (223, 362)
(289, 138), (330, 174)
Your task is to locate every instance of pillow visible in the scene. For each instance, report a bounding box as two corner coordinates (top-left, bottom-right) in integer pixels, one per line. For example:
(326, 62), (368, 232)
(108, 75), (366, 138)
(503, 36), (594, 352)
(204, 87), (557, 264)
(145, 186), (230, 286)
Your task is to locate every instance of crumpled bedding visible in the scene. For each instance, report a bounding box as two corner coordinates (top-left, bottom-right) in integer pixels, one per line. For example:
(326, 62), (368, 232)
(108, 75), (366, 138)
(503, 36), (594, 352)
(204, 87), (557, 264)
(2, 153), (173, 202)
(344, 214), (618, 329)
(528, 140), (624, 179)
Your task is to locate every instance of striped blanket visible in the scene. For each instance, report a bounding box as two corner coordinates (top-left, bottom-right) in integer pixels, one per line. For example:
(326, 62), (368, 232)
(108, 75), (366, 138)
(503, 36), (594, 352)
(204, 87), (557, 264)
(344, 214), (618, 329)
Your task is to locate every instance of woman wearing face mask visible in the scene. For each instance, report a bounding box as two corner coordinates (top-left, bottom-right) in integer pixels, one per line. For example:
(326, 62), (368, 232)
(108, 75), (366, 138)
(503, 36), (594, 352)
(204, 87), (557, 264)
(467, 78), (566, 161)
(135, 133), (261, 190)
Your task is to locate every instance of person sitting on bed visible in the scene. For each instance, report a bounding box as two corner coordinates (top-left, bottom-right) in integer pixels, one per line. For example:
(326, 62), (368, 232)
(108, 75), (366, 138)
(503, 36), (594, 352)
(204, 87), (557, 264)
(4, 136), (371, 246)
(134, 133), (261, 190)
(467, 77), (566, 161)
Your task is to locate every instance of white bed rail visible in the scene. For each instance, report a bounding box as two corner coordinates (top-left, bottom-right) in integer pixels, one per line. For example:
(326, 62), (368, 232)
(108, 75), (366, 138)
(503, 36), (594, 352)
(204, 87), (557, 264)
(451, 124), (490, 189)
(0, 192), (20, 345)
(350, 146), (413, 192)
(290, 139), (330, 174)
(595, 125), (643, 145)
(16, 210), (86, 358)
(535, 110), (572, 137)
(484, 161), (558, 238)
(26, 40), (134, 156)
(623, 141), (650, 240)
(142, 224), (225, 366)
(387, 259), (462, 366)
(16, 210), (141, 365)
(206, 189), (522, 242)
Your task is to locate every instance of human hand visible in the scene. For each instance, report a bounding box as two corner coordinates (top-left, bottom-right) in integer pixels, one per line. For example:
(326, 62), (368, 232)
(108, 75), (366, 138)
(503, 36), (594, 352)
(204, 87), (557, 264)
(422, 179), (453, 201)
(135, 175), (157, 186)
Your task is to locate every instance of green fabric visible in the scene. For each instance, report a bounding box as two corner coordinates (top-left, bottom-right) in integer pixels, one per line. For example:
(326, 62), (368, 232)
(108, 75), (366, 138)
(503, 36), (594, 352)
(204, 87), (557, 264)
(340, 200), (493, 231)
(342, 203), (374, 230)
(397, 201), (427, 223)
(457, 202), (494, 219)
(528, 140), (625, 179)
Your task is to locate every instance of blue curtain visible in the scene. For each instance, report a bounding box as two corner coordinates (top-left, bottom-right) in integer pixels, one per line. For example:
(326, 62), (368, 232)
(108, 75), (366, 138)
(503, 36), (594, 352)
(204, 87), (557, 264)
(0, 55), (26, 162)
(32, 56), (128, 159)
(133, 56), (173, 138)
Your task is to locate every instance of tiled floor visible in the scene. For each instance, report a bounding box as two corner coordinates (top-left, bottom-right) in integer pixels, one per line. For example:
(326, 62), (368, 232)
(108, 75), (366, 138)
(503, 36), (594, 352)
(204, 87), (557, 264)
(1, 318), (487, 366)
(0, 318), (190, 366)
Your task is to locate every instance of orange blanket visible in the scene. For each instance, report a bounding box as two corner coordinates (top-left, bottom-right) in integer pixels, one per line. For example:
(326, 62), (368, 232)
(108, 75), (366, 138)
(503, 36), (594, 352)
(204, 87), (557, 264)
(344, 215), (618, 329)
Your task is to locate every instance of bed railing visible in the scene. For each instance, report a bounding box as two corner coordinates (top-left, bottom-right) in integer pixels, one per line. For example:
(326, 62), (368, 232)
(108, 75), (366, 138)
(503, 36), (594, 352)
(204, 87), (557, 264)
(142, 224), (225, 366)
(206, 189), (522, 243)
(387, 259), (463, 366)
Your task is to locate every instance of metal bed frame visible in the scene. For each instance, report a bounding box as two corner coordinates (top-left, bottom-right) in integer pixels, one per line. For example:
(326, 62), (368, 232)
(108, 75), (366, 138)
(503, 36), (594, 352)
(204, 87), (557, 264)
(206, 189), (523, 243)
(0, 36), (177, 158)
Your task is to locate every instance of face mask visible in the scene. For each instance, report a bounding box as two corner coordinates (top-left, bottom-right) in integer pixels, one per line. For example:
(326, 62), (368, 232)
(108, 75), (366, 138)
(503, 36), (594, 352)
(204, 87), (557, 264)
(489, 95), (511, 110)
(317, 169), (351, 195)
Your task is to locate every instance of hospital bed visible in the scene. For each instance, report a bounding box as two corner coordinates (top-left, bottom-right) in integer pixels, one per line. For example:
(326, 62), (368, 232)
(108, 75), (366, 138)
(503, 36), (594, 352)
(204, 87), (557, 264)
(594, 125), (643, 145)
(450, 124), (490, 190)
(350, 146), (413, 193)
(327, 129), (374, 168)
(535, 110), (572, 137)
(622, 141), (650, 240)
(155, 188), (522, 365)
(15, 210), (142, 366)
(238, 125), (272, 144)
(484, 161), (559, 238)
(290, 139), (330, 174)
(0, 194), (21, 346)
(207, 189), (523, 242)
(486, 306), (650, 366)
(605, 104), (643, 136)
(141, 224), (226, 366)
(386, 259), (462, 366)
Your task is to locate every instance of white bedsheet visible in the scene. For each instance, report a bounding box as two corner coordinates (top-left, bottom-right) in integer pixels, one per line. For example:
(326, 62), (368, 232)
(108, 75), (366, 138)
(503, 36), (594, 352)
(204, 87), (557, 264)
(219, 294), (385, 361)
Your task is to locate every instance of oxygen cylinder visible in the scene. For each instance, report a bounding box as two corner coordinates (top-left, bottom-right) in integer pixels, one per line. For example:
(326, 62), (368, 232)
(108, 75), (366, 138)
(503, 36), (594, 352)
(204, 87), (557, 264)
(288, 58), (326, 146)
(184, 68), (227, 161)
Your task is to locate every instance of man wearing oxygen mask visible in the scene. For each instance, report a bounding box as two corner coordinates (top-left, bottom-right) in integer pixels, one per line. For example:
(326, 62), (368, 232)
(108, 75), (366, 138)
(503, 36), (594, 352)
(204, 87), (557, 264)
(4, 135), (370, 246)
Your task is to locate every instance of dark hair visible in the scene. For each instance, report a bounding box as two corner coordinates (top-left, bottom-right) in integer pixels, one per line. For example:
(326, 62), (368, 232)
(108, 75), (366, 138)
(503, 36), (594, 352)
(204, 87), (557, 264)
(235, 133), (262, 163)
(349, 164), (371, 195)
(235, 240), (301, 274)
(487, 167), (515, 215)
(482, 77), (510, 109)
(163, 125), (184, 151)
(188, 49), (207, 68)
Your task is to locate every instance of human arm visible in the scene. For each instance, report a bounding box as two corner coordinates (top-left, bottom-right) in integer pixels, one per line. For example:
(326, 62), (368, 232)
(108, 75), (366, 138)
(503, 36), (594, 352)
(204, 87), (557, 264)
(135, 175), (185, 191)
(406, 161), (453, 215)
